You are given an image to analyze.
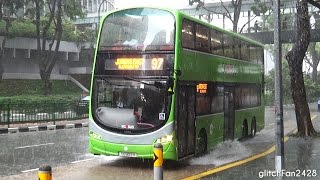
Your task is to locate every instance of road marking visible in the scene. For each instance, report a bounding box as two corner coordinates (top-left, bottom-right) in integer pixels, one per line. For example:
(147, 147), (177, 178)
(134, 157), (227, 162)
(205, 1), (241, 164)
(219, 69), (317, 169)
(21, 168), (39, 173)
(183, 115), (318, 180)
(14, 143), (54, 150)
(183, 137), (289, 180)
(71, 158), (94, 164)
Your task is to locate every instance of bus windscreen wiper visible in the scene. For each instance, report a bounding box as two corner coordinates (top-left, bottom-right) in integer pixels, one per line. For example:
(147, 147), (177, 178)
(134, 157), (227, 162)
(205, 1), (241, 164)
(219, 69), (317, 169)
(122, 76), (164, 88)
(95, 75), (113, 84)
(95, 75), (128, 87)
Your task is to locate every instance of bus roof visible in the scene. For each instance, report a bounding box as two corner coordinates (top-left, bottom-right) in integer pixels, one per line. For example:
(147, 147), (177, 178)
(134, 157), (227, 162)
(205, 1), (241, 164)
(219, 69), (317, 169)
(176, 10), (264, 47)
(100, 6), (264, 47)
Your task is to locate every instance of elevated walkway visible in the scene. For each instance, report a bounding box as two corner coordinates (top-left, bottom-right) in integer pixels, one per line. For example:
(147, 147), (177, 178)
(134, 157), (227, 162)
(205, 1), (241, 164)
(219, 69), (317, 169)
(242, 29), (320, 44)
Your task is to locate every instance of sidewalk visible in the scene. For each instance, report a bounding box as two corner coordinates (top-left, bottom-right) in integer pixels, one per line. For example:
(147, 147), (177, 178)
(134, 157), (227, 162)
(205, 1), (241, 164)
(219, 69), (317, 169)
(0, 118), (88, 134)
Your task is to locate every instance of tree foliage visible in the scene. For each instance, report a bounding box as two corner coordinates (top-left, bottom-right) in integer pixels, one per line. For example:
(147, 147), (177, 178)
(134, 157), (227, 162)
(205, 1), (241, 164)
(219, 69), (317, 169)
(265, 60), (320, 106)
(29, 0), (85, 95)
(0, 0), (93, 82)
(9, 19), (36, 37)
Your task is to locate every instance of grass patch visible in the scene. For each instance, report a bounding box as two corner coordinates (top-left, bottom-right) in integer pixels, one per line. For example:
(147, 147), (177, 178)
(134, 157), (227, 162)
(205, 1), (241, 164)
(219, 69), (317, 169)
(0, 79), (82, 97)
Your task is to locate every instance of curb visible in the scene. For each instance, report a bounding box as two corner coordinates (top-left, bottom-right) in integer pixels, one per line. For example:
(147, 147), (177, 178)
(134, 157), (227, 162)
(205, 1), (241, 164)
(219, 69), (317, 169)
(0, 122), (89, 134)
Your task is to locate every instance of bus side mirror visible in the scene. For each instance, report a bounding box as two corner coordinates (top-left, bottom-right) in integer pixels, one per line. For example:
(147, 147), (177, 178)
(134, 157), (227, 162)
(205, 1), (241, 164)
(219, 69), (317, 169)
(167, 78), (174, 96)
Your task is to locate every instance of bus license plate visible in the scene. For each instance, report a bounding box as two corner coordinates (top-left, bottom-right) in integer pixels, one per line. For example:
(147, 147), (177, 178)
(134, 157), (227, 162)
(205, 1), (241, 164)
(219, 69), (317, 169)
(119, 152), (137, 157)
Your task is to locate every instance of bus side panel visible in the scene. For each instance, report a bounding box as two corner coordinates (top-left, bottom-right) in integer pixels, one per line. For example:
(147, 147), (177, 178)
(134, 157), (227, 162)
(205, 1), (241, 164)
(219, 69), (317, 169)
(195, 114), (224, 150)
(234, 106), (265, 138)
(178, 50), (262, 84)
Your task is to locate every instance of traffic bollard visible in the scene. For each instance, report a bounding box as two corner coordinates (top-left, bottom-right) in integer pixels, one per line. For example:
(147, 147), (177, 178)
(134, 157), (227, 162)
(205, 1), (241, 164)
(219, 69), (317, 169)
(153, 143), (163, 180)
(38, 165), (52, 180)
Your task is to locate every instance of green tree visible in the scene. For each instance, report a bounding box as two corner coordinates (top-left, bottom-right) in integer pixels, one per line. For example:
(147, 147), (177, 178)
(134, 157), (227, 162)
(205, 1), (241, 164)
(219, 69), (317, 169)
(265, 60), (292, 106)
(9, 19), (36, 37)
(30, 0), (84, 95)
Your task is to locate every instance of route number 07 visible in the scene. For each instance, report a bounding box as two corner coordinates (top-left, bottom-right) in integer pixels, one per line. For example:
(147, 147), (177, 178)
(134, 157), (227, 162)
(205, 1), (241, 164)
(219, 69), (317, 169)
(151, 58), (164, 70)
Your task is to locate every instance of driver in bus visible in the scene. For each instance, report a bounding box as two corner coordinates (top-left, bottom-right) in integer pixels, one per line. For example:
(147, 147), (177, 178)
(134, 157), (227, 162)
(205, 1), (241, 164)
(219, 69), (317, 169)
(123, 31), (138, 47)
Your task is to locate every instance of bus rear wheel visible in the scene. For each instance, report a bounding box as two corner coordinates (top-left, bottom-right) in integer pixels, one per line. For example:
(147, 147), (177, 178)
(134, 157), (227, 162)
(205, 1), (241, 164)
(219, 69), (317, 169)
(251, 117), (257, 136)
(196, 129), (207, 156)
(242, 119), (248, 138)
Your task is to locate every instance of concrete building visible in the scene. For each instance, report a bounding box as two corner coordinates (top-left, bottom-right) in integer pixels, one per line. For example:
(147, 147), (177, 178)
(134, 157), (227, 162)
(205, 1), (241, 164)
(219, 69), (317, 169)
(1, 0), (115, 91)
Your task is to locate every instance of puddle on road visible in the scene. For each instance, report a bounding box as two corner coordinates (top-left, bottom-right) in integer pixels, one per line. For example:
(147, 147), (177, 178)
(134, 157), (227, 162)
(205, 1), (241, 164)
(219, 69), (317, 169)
(190, 140), (251, 166)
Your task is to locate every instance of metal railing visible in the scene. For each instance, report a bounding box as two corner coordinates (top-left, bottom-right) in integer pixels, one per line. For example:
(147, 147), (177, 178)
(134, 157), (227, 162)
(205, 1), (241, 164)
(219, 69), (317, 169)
(0, 102), (88, 127)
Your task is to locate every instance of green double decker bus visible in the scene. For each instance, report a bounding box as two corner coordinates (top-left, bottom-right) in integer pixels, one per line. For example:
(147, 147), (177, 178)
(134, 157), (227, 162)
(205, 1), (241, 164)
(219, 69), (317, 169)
(89, 7), (264, 160)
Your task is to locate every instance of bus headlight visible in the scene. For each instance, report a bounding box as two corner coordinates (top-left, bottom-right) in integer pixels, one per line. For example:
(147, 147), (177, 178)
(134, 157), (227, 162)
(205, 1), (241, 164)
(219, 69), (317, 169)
(156, 134), (174, 143)
(89, 131), (101, 140)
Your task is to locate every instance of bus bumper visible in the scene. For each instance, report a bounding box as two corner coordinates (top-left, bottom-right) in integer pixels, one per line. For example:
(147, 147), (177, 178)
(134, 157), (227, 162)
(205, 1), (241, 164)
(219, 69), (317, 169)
(89, 137), (177, 160)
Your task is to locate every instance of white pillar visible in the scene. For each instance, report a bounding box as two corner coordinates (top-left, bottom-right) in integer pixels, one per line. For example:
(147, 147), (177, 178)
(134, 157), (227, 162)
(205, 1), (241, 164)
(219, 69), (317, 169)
(43, 0), (46, 14)
(27, 49), (31, 59)
(13, 48), (16, 58)
(95, 0), (99, 12)
(91, 0), (94, 12)
(87, 0), (89, 12)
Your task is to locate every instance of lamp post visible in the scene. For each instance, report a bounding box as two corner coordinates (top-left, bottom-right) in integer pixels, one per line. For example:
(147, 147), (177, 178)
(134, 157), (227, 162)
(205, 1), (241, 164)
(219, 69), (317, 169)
(96, 0), (115, 34)
(273, 0), (284, 173)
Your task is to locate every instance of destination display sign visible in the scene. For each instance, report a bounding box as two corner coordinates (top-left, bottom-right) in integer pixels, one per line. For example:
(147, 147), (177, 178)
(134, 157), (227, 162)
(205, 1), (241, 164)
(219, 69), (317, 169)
(105, 55), (165, 71)
(197, 83), (208, 94)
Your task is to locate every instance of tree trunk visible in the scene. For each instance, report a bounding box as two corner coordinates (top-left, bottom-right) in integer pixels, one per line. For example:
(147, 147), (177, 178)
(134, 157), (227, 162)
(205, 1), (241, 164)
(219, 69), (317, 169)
(232, 0), (242, 32)
(285, 0), (317, 136)
(40, 69), (52, 95)
(35, 0), (63, 95)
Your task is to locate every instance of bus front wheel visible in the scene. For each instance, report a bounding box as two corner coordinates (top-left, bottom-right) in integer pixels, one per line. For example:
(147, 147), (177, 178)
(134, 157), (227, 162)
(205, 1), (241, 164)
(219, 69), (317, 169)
(242, 119), (248, 138)
(196, 129), (207, 156)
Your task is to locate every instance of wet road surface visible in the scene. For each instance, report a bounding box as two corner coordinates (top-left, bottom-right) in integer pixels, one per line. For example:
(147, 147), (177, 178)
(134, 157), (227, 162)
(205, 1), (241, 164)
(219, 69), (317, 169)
(0, 128), (90, 177)
(1, 104), (319, 179)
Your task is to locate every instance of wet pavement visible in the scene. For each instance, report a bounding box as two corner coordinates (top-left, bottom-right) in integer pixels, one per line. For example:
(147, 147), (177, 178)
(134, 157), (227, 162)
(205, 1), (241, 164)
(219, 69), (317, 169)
(201, 110), (320, 180)
(1, 104), (320, 179)
(202, 134), (320, 180)
(0, 128), (90, 177)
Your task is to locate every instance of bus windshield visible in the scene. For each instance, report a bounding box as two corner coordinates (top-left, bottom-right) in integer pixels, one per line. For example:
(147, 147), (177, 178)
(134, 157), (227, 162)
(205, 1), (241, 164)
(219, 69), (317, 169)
(93, 77), (171, 132)
(98, 8), (175, 51)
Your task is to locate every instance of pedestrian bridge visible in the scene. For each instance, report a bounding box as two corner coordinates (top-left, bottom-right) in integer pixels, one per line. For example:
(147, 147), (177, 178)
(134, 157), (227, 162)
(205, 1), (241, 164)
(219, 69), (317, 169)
(241, 29), (320, 44)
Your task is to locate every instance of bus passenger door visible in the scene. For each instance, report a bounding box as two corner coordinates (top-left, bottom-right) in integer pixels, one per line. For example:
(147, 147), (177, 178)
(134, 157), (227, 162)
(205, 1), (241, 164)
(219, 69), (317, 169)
(224, 86), (235, 140)
(177, 85), (196, 159)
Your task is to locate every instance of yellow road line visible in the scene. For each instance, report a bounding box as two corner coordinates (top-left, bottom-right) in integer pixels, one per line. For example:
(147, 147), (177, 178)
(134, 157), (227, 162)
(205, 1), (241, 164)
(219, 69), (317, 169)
(183, 114), (318, 180)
